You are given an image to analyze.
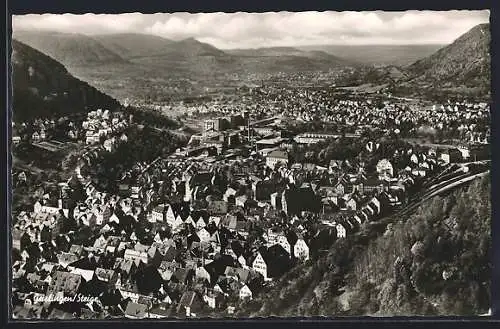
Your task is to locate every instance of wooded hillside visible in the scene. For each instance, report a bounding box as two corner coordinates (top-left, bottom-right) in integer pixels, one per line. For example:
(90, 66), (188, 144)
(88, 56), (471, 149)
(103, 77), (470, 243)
(237, 175), (491, 316)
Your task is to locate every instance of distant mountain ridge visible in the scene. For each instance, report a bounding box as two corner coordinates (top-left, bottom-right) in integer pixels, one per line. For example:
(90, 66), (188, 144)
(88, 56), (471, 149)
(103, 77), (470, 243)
(13, 30), (128, 66)
(226, 47), (341, 60)
(297, 44), (444, 66)
(11, 39), (119, 122)
(335, 23), (491, 98)
(406, 23), (490, 89)
(12, 24), (490, 100)
(12, 30), (356, 72)
(92, 33), (175, 59)
(12, 31), (359, 101)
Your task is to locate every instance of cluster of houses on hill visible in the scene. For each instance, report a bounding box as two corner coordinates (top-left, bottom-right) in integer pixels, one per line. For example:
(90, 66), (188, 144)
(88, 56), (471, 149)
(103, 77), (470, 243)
(12, 116), (89, 147)
(261, 142), (450, 239)
(82, 109), (129, 151)
(11, 119), (57, 145)
(12, 178), (316, 319)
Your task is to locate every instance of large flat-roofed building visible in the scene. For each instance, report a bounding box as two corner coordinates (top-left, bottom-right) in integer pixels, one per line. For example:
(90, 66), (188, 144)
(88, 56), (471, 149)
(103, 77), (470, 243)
(254, 127), (276, 137)
(204, 118), (230, 134)
(256, 137), (284, 150)
(204, 118), (222, 133)
(230, 114), (245, 128)
(294, 133), (340, 144)
(294, 132), (360, 144)
(266, 149), (290, 169)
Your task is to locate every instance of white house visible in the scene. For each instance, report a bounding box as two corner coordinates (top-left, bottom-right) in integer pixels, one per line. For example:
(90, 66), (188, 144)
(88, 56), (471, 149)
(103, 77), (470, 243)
(197, 228), (211, 243)
(172, 216), (184, 230)
(184, 215), (194, 226)
(376, 159), (394, 177)
(124, 249), (148, 264)
(276, 235), (291, 255)
(151, 205), (165, 223)
(252, 252), (268, 280)
(166, 206), (176, 227)
(104, 138), (116, 152)
(336, 223), (347, 238)
(195, 266), (211, 282)
(223, 187), (237, 202)
(195, 217), (206, 229)
(238, 255), (248, 268)
(109, 212), (120, 224)
(369, 197), (381, 214)
(294, 238), (310, 261)
(239, 284), (253, 300)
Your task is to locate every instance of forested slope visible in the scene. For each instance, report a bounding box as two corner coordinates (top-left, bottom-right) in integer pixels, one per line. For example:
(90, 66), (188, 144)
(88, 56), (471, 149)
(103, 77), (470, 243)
(11, 40), (120, 122)
(237, 175), (491, 317)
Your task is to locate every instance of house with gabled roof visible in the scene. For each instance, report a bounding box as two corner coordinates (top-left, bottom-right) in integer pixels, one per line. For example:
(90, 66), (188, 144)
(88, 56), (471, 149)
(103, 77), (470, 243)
(109, 212), (120, 224)
(363, 203), (376, 217)
(235, 195), (248, 208)
(195, 216), (207, 229)
(334, 179), (351, 196)
(171, 215), (184, 230)
(376, 159), (394, 178)
(223, 187), (237, 203)
(124, 301), (148, 319)
(69, 244), (84, 257)
(336, 223), (347, 238)
(195, 266), (211, 284)
(276, 234), (291, 256)
(124, 249), (148, 265)
(165, 205), (177, 227)
(251, 251), (269, 280)
(293, 238), (310, 261)
(184, 215), (194, 226)
(177, 291), (203, 317)
(149, 302), (174, 318)
(134, 242), (150, 253)
(46, 271), (82, 297)
(239, 284), (253, 300)
(367, 197), (381, 214)
(151, 204), (166, 223)
(251, 245), (291, 281)
(345, 192), (364, 211)
(93, 234), (108, 251)
(220, 214), (237, 231)
(70, 267), (95, 282)
(57, 252), (80, 268)
(410, 153), (419, 164)
(157, 264), (174, 282)
(147, 246), (163, 266)
(94, 267), (118, 286)
(196, 228), (211, 243)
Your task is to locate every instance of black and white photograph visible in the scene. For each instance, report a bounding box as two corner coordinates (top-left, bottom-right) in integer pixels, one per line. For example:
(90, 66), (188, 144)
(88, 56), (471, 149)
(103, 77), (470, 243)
(9, 10), (491, 319)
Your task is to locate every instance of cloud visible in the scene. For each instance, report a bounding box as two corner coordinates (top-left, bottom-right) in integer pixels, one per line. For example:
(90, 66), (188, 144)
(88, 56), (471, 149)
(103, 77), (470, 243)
(12, 10), (490, 48)
(13, 12), (147, 34)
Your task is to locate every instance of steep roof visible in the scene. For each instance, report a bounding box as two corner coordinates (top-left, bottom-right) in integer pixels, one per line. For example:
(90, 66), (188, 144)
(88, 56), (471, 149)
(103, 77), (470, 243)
(267, 150), (289, 159)
(124, 301), (148, 318)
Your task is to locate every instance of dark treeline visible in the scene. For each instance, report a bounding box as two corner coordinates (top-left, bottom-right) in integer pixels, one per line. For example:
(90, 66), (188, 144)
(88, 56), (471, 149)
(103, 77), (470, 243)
(12, 40), (120, 122)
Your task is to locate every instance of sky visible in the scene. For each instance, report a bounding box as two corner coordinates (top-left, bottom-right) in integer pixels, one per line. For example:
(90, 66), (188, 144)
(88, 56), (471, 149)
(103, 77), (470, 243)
(12, 10), (490, 49)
